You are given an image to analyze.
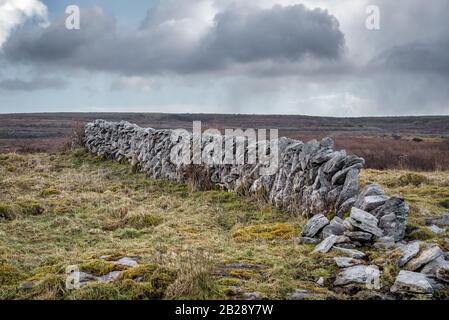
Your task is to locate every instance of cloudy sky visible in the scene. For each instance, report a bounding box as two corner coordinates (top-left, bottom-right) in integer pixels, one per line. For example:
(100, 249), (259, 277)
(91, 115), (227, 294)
(0, 0), (448, 116)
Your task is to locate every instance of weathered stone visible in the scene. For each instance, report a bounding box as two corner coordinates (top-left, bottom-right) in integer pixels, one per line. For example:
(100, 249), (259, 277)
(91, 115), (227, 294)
(345, 231), (373, 242)
(357, 195), (389, 212)
(425, 213), (449, 227)
(427, 225), (446, 234)
(390, 271), (433, 294)
(313, 235), (337, 254)
(348, 207), (383, 237)
(406, 245), (443, 271)
(336, 169), (359, 209)
(316, 277), (325, 286)
(333, 246), (366, 259)
(334, 257), (362, 268)
(373, 236), (396, 250)
(334, 265), (380, 287)
(421, 256), (449, 276)
(111, 257), (139, 268)
(372, 197), (409, 241)
(354, 184), (385, 208)
(301, 214), (329, 238)
(396, 241), (421, 267)
(321, 217), (345, 238)
(336, 197), (356, 218)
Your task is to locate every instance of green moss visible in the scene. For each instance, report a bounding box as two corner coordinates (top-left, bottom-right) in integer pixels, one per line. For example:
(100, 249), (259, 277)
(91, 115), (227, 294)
(232, 223), (295, 242)
(118, 264), (158, 281)
(381, 262), (400, 288)
(80, 260), (116, 277)
(0, 264), (24, 286)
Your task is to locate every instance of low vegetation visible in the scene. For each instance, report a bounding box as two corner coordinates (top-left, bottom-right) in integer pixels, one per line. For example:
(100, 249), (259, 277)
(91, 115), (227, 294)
(0, 150), (448, 299)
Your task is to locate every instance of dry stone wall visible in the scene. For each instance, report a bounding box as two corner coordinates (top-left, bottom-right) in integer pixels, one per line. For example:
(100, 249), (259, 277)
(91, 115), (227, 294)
(84, 119), (409, 243)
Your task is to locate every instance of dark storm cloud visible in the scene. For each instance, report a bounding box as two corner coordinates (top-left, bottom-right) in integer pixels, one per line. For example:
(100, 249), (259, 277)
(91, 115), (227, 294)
(3, 4), (345, 75)
(0, 77), (66, 91)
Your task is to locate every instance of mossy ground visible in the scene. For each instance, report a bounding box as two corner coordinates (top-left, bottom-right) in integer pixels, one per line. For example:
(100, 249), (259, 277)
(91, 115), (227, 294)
(0, 151), (447, 300)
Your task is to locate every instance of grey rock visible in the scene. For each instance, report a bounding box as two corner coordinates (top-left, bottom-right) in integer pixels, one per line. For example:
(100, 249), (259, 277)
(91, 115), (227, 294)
(112, 257), (139, 268)
(348, 207), (383, 237)
(396, 241), (421, 267)
(334, 257), (362, 268)
(301, 214), (329, 238)
(357, 195), (389, 212)
(354, 184), (385, 208)
(373, 236), (396, 250)
(335, 235), (351, 244)
(333, 246), (366, 259)
(334, 265), (380, 287)
(390, 270), (433, 294)
(316, 277), (325, 286)
(372, 197), (409, 241)
(427, 225), (446, 234)
(242, 292), (261, 300)
(425, 213), (449, 227)
(321, 217), (345, 238)
(290, 289), (315, 300)
(406, 245), (443, 271)
(313, 235), (337, 253)
(336, 168), (359, 208)
(421, 256), (449, 276)
(345, 231), (373, 242)
(336, 197), (356, 218)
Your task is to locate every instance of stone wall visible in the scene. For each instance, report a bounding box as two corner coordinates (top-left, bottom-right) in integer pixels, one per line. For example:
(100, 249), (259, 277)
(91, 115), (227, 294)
(84, 119), (408, 241)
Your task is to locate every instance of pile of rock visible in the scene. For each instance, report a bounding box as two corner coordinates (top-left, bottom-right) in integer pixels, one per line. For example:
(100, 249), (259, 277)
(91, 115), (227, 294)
(297, 183), (409, 250)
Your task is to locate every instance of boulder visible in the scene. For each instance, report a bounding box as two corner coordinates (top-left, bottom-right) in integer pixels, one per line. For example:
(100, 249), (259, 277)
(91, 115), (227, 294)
(420, 256), (449, 276)
(301, 214), (329, 238)
(373, 236), (396, 250)
(345, 231), (373, 242)
(406, 245), (443, 271)
(313, 235), (337, 254)
(334, 265), (380, 287)
(357, 195), (389, 212)
(371, 197), (409, 241)
(348, 207), (383, 237)
(390, 271), (433, 294)
(396, 241), (421, 267)
(333, 246), (366, 259)
(322, 217), (345, 238)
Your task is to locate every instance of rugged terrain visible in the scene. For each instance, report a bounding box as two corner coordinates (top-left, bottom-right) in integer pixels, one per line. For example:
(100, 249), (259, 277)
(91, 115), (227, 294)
(1, 150), (448, 300)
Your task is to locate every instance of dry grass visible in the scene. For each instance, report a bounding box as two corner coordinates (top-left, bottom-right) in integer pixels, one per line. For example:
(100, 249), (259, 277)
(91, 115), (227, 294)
(0, 150), (447, 300)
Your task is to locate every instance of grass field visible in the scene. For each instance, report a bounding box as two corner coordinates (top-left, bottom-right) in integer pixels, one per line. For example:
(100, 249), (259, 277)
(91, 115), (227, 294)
(1, 150), (448, 300)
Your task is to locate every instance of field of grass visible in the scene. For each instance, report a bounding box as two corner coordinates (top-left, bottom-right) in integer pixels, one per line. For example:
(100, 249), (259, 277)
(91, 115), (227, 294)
(0, 150), (448, 300)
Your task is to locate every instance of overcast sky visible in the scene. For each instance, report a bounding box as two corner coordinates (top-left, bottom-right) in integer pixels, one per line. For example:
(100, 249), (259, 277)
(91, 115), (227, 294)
(0, 0), (448, 116)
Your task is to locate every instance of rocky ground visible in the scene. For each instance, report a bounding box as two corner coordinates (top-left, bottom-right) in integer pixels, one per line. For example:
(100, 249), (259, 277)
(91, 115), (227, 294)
(0, 150), (448, 300)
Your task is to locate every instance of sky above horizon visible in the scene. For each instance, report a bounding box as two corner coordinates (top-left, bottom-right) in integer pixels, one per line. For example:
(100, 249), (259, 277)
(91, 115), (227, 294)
(0, 0), (449, 116)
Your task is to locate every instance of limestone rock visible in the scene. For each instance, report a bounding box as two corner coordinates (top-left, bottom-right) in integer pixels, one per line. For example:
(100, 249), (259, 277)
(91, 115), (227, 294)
(425, 213), (449, 227)
(301, 214), (329, 238)
(390, 270), (433, 294)
(322, 217), (345, 238)
(427, 225), (446, 234)
(348, 207), (383, 237)
(371, 197), (409, 241)
(334, 265), (380, 287)
(313, 235), (337, 254)
(406, 245), (443, 271)
(296, 237), (320, 245)
(333, 246), (366, 259)
(396, 241), (421, 267)
(345, 231), (373, 242)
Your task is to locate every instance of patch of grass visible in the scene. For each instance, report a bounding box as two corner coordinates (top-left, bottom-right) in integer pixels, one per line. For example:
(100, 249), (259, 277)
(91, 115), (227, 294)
(124, 210), (164, 229)
(0, 263), (24, 286)
(80, 260), (116, 277)
(41, 188), (61, 198)
(396, 173), (429, 187)
(232, 223), (296, 242)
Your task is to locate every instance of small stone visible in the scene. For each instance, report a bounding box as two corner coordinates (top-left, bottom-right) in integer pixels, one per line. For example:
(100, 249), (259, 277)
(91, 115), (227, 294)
(21, 282), (33, 290)
(420, 256), (449, 276)
(301, 214), (329, 238)
(112, 257), (139, 268)
(321, 217), (345, 238)
(317, 277), (325, 286)
(242, 292), (260, 300)
(357, 195), (389, 212)
(296, 237), (320, 245)
(427, 225), (445, 235)
(334, 257), (362, 268)
(390, 270), (433, 294)
(335, 235), (351, 244)
(396, 241), (421, 267)
(334, 265), (380, 287)
(345, 231), (373, 242)
(313, 235), (337, 254)
(425, 213), (449, 227)
(406, 245), (443, 271)
(333, 246), (366, 259)
(290, 289), (311, 300)
(373, 236), (396, 250)
(349, 207), (383, 237)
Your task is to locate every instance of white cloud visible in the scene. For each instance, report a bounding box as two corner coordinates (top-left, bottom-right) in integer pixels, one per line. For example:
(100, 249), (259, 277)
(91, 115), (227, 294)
(0, 0), (48, 48)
